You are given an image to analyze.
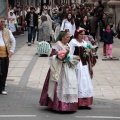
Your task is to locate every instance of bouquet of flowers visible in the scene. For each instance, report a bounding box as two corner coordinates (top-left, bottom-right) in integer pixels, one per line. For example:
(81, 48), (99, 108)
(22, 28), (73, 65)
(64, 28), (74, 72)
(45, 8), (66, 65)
(57, 50), (78, 68)
(57, 50), (70, 62)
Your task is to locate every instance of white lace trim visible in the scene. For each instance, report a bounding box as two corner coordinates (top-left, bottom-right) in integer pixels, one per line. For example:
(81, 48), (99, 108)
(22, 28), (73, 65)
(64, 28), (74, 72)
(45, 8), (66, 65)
(77, 61), (93, 98)
(57, 94), (78, 103)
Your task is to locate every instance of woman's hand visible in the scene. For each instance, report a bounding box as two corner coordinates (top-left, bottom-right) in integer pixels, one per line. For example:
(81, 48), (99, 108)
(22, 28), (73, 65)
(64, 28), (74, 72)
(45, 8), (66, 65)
(74, 56), (80, 60)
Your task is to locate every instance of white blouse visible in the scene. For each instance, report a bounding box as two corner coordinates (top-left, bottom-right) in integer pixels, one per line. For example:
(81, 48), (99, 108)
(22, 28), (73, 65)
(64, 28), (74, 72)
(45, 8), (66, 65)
(0, 30), (16, 53)
(61, 19), (76, 37)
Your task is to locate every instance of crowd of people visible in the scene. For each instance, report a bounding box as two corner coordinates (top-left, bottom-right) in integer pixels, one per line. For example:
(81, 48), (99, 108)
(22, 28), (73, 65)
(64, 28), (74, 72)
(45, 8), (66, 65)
(6, 1), (120, 55)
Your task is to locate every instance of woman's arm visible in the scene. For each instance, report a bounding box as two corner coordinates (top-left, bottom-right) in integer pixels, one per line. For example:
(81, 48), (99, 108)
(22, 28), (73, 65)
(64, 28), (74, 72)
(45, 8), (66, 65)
(72, 23), (76, 36)
(60, 19), (66, 31)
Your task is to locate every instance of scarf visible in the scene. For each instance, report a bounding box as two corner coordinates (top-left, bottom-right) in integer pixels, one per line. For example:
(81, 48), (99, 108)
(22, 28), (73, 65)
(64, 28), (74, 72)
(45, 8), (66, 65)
(106, 29), (110, 33)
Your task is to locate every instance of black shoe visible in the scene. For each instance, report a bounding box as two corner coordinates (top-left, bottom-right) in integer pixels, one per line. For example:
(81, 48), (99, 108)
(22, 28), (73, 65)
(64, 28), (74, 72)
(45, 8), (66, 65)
(79, 106), (92, 110)
(39, 54), (48, 57)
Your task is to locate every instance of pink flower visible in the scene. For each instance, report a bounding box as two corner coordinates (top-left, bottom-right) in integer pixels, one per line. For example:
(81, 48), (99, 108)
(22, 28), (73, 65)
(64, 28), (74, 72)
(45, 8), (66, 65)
(58, 50), (67, 60)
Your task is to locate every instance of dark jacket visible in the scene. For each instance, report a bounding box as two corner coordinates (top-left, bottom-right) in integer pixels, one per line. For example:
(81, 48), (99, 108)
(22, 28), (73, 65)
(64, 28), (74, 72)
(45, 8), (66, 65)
(89, 16), (98, 33)
(80, 21), (91, 35)
(117, 20), (120, 39)
(99, 19), (108, 31)
(103, 30), (116, 44)
(25, 12), (38, 27)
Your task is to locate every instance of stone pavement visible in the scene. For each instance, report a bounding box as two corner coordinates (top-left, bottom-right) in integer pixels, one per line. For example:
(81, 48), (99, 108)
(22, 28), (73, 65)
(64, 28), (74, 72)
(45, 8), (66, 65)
(6, 35), (120, 104)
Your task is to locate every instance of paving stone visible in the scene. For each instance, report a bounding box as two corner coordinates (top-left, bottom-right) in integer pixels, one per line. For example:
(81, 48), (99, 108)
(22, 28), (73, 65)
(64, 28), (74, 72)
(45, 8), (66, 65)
(21, 56), (33, 60)
(15, 50), (27, 55)
(8, 68), (26, 77)
(15, 61), (30, 67)
(9, 61), (19, 67)
(10, 55), (23, 60)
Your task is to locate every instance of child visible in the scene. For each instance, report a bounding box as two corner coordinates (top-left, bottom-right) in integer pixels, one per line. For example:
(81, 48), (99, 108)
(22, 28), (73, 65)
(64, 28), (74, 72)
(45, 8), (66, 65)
(103, 24), (117, 58)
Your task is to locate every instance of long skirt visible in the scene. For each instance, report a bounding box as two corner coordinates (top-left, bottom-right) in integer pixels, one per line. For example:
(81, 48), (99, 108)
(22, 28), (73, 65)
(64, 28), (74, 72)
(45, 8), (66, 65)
(78, 98), (93, 107)
(39, 69), (78, 111)
(76, 61), (93, 107)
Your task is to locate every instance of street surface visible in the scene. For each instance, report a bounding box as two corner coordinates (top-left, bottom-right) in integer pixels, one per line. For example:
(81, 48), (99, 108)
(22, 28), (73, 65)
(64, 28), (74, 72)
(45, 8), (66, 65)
(0, 32), (120, 120)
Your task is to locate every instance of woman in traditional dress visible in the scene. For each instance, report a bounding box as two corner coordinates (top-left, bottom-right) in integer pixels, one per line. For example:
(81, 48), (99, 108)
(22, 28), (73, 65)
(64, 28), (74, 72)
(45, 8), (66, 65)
(69, 27), (94, 110)
(39, 30), (79, 111)
(8, 12), (17, 33)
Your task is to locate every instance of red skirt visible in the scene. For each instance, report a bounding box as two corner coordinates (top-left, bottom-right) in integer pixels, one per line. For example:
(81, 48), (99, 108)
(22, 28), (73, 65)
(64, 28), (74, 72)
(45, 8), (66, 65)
(39, 69), (78, 111)
(78, 97), (93, 107)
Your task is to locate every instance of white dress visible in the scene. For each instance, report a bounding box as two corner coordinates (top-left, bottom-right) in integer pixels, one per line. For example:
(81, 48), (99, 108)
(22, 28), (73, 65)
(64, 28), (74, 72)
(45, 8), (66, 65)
(8, 14), (17, 33)
(69, 38), (93, 98)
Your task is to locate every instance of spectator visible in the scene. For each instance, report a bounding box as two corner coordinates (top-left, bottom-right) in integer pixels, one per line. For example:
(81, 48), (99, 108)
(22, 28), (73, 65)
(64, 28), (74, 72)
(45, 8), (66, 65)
(89, 12), (98, 40)
(61, 12), (76, 40)
(26, 7), (38, 46)
(117, 20), (120, 39)
(0, 17), (16, 95)
(103, 24), (117, 58)
(99, 13), (108, 55)
(38, 15), (50, 43)
(80, 15), (91, 35)
(8, 12), (17, 33)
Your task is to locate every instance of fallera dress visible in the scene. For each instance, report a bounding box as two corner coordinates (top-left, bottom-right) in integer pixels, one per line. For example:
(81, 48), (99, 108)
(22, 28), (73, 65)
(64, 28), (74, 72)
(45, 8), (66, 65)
(39, 41), (78, 111)
(69, 38), (94, 107)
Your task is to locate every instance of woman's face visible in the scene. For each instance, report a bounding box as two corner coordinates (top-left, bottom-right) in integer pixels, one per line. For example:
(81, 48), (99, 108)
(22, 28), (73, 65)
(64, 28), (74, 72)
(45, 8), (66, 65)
(68, 14), (72, 19)
(62, 32), (70, 43)
(84, 16), (88, 21)
(103, 14), (107, 19)
(77, 31), (85, 41)
(10, 12), (13, 16)
(106, 25), (110, 30)
(66, 8), (69, 14)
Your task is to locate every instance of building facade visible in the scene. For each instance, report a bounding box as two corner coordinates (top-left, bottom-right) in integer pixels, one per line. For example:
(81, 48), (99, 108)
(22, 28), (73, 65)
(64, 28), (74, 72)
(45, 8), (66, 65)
(8, 0), (40, 7)
(8, 0), (74, 7)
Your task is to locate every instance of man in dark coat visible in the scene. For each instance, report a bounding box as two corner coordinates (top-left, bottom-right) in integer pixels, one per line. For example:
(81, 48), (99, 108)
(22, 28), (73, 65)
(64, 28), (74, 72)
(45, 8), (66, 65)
(89, 12), (98, 40)
(26, 7), (38, 46)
